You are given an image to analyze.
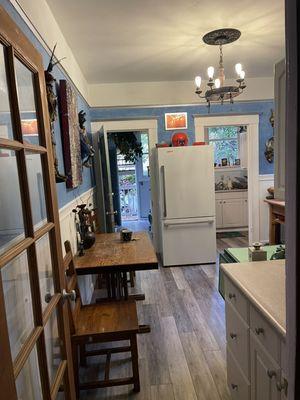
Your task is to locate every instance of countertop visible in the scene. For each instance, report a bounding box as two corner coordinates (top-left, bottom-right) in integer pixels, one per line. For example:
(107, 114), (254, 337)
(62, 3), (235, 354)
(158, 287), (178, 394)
(221, 260), (286, 337)
(215, 189), (248, 193)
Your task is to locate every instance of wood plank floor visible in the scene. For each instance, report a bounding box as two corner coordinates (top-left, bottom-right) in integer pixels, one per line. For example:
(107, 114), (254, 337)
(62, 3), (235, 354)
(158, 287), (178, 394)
(80, 234), (248, 400)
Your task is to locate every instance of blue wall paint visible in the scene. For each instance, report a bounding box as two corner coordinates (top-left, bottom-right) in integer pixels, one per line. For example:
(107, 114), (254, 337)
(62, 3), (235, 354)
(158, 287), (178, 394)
(0, 0), (94, 209)
(90, 100), (274, 175)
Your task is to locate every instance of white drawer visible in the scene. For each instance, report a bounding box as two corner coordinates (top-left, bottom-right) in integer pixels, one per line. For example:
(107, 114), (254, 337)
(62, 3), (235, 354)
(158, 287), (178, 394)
(250, 305), (281, 363)
(227, 348), (250, 400)
(226, 302), (250, 378)
(224, 276), (249, 323)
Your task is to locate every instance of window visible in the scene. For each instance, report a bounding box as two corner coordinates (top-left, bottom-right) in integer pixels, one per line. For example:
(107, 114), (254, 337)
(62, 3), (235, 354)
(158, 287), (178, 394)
(207, 126), (240, 165)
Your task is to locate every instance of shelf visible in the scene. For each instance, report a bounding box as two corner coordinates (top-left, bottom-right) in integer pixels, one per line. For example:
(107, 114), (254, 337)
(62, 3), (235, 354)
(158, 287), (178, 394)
(214, 167), (247, 173)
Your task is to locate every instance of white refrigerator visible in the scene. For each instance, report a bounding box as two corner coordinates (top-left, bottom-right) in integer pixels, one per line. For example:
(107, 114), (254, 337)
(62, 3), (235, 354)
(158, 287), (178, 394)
(153, 145), (216, 266)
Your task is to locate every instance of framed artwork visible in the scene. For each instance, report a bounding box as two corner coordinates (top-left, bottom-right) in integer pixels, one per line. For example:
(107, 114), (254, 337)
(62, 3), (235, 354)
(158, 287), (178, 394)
(59, 80), (82, 188)
(221, 158), (228, 166)
(165, 112), (187, 130)
(234, 158), (241, 166)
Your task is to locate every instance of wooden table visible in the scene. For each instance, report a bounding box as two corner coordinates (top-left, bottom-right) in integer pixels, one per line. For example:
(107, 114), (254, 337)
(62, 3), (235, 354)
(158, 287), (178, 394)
(264, 199), (285, 244)
(75, 231), (158, 300)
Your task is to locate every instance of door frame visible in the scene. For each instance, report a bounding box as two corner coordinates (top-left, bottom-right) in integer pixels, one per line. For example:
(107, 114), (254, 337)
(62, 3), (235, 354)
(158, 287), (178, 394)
(194, 114), (259, 244)
(91, 119), (158, 241)
(285, 0), (299, 398)
(0, 5), (75, 399)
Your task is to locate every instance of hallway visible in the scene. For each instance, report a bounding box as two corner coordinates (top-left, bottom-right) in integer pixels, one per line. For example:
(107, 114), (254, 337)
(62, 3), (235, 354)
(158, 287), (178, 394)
(80, 235), (248, 399)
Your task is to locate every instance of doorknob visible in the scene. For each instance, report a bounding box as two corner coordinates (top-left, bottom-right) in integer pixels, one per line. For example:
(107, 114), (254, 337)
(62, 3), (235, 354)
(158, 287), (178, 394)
(106, 211), (118, 215)
(62, 289), (76, 302)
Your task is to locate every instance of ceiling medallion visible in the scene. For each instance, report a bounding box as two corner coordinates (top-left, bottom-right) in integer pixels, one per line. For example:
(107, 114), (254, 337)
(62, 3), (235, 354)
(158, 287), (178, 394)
(194, 28), (246, 110)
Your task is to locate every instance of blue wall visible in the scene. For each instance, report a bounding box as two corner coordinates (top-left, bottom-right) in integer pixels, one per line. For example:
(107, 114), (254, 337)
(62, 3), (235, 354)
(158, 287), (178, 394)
(91, 101), (274, 175)
(1, 0), (94, 209)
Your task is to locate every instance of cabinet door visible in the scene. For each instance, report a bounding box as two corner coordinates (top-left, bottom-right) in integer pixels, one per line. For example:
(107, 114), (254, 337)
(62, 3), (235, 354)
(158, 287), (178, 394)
(274, 59), (285, 201)
(216, 200), (223, 228)
(222, 199), (244, 228)
(250, 333), (281, 400)
(242, 198), (249, 226)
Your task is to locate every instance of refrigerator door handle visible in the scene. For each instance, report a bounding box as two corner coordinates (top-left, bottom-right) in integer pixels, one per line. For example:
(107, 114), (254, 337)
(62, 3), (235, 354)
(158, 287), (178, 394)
(161, 165), (167, 218)
(164, 218), (215, 227)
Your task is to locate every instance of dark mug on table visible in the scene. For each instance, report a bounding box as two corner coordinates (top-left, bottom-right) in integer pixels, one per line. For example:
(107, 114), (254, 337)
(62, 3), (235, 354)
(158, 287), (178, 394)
(120, 229), (133, 242)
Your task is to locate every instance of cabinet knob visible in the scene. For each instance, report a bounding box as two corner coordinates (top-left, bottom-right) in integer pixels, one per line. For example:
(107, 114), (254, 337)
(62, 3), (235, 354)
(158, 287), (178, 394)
(231, 383), (238, 390)
(223, 201), (226, 204)
(267, 370), (277, 379)
(230, 333), (237, 339)
(228, 293), (236, 300)
(255, 327), (264, 335)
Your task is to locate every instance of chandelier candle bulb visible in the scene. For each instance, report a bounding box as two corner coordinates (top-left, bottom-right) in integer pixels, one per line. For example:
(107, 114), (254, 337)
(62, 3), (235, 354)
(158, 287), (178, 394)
(207, 66), (214, 79)
(215, 78), (221, 88)
(195, 76), (202, 88)
(235, 63), (242, 76)
(240, 70), (245, 80)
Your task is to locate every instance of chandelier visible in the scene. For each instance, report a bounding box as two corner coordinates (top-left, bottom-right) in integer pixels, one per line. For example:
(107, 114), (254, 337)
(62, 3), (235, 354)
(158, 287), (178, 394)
(194, 28), (246, 108)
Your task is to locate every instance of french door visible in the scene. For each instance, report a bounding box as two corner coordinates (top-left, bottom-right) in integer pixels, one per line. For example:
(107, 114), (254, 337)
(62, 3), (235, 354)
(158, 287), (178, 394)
(0, 6), (75, 400)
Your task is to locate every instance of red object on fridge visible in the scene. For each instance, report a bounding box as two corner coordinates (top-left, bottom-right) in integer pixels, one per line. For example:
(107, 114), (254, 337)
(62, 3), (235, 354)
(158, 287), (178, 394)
(171, 132), (188, 147)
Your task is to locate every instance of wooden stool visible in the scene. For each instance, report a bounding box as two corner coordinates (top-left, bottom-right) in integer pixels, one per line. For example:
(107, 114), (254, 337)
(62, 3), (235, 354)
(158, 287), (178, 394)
(64, 241), (140, 398)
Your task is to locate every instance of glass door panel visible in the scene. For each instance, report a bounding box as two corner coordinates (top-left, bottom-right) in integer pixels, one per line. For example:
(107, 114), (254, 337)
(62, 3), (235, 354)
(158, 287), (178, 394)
(1, 251), (35, 360)
(25, 151), (47, 230)
(0, 149), (25, 255)
(0, 45), (14, 140)
(14, 57), (39, 145)
(44, 309), (62, 386)
(35, 233), (54, 311)
(16, 346), (43, 400)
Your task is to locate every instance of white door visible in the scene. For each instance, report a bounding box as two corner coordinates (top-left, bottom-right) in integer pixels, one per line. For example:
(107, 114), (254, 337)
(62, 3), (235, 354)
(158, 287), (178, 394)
(222, 199), (244, 228)
(161, 217), (216, 266)
(158, 146), (215, 219)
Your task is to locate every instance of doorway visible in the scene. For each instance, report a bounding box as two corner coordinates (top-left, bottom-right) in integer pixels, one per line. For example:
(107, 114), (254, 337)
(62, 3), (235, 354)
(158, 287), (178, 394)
(195, 114), (259, 245)
(91, 119), (158, 240)
(108, 131), (151, 232)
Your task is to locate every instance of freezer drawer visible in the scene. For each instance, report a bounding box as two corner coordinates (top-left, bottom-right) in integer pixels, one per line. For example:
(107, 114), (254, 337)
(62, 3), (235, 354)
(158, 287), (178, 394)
(161, 217), (216, 266)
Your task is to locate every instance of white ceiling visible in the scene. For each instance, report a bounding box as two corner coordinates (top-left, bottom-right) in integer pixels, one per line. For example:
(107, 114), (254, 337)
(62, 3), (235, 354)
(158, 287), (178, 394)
(46, 0), (285, 84)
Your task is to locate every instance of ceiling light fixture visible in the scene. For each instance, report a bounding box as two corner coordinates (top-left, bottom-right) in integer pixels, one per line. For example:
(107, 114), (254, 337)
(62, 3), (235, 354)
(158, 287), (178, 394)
(194, 28), (246, 109)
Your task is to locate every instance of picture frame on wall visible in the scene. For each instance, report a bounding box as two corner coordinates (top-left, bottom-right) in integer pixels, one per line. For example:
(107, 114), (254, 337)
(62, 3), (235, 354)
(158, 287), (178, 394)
(221, 158), (228, 166)
(165, 112), (187, 130)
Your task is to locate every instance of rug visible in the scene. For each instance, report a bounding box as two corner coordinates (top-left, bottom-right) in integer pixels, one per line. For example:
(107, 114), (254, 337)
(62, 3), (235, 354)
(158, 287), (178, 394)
(217, 232), (246, 239)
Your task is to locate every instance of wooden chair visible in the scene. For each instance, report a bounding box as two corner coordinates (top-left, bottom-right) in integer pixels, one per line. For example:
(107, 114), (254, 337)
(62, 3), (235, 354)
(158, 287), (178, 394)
(63, 240), (140, 398)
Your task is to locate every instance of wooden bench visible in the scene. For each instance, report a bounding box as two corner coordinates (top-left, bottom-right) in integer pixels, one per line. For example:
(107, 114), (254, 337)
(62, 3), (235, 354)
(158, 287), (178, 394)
(63, 240), (140, 398)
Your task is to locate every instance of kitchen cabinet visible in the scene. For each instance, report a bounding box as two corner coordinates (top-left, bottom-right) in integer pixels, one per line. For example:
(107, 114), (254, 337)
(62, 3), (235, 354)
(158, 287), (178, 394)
(274, 59), (285, 201)
(250, 333), (281, 400)
(215, 191), (248, 230)
(216, 200), (223, 228)
(223, 271), (287, 400)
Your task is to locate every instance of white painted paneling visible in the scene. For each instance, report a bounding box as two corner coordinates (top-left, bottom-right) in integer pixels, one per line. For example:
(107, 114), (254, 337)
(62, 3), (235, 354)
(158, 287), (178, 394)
(59, 187), (96, 304)
(259, 174), (274, 243)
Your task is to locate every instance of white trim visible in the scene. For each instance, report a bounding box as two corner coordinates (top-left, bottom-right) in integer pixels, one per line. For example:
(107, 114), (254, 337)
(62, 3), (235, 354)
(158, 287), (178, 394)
(194, 114), (260, 244)
(259, 174), (275, 181)
(91, 119), (159, 247)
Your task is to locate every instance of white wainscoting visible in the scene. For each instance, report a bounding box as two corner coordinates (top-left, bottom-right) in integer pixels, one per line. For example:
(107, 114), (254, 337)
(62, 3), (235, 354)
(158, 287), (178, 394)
(259, 174), (274, 244)
(59, 187), (96, 304)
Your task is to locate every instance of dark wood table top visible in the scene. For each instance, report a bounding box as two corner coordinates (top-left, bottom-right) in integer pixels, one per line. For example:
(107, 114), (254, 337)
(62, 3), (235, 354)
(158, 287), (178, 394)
(74, 231), (158, 274)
